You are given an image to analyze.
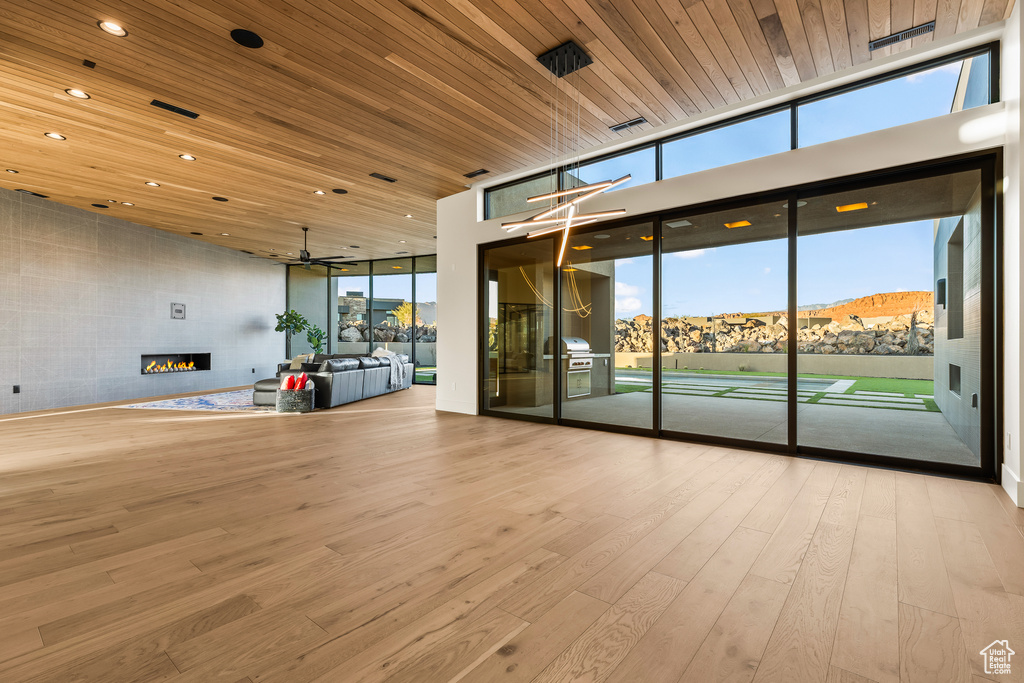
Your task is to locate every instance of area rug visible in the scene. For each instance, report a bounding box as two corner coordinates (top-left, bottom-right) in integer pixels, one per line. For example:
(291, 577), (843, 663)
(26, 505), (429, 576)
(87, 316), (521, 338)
(121, 389), (274, 412)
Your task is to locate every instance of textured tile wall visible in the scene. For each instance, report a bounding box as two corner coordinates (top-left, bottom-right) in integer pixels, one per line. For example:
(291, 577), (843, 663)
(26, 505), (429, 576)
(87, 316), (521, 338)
(0, 187), (285, 414)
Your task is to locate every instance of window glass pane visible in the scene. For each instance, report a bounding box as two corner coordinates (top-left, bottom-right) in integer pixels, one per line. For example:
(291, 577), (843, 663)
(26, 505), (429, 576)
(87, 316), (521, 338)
(486, 173), (556, 219)
(414, 255), (437, 384)
(662, 111), (790, 180)
(660, 202), (788, 443)
(560, 222), (654, 430)
(371, 259), (413, 356)
(334, 261), (370, 355)
(796, 170), (984, 467)
(286, 264), (329, 357)
(483, 241), (555, 418)
(562, 147), (655, 192)
(798, 56), (989, 147)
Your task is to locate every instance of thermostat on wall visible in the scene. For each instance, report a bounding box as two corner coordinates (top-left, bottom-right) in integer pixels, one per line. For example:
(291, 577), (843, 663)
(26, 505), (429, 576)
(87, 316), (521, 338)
(171, 303), (186, 320)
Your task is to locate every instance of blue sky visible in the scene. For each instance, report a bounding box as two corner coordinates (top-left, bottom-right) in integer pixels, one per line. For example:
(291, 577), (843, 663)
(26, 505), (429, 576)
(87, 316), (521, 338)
(607, 59), (972, 318)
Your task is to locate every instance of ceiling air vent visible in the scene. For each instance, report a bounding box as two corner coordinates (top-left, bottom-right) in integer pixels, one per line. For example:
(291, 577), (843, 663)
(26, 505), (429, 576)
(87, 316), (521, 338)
(15, 189), (49, 198)
(464, 168), (489, 178)
(610, 117), (647, 132)
(150, 99), (200, 119)
(369, 172), (397, 183)
(869, 22), (935, 51)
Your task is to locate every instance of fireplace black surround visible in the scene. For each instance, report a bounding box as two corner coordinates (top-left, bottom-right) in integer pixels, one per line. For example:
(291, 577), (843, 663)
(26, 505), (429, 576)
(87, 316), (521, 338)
(141, 353), (211, 375)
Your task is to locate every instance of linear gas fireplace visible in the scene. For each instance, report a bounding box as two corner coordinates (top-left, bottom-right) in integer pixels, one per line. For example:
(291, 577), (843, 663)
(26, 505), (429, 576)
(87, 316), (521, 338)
(141, 353), (211, 375)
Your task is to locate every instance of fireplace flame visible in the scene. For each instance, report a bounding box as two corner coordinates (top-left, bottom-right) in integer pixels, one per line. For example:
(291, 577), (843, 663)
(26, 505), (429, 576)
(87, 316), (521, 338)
(143, 357), (200, 373)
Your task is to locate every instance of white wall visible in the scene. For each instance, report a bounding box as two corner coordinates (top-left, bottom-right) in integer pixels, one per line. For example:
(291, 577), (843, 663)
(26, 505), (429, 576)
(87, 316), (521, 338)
(1001, 2), (1022, 503)
(436, 20), (1021, 500)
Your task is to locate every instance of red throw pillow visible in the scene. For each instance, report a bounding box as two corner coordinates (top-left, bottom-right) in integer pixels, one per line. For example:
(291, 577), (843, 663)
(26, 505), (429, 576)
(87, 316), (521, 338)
(295, 372), (308, 391)
(280, 375), (295, 391)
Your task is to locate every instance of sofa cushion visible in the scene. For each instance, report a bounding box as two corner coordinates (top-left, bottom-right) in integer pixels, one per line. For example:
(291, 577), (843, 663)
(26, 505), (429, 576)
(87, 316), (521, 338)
(300, 362), (321, 372)
(357, 357), (380, 369)
(321, 358), (359, 372)
(254, 378), (282, 391)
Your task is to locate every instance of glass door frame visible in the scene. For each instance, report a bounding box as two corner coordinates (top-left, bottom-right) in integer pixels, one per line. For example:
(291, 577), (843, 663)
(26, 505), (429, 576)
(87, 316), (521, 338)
(477, 150), (1002, 482)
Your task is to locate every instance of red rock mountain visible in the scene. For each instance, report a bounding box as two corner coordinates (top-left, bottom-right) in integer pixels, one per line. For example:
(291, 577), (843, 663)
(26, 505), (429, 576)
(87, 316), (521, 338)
(801, 291), (932, 320)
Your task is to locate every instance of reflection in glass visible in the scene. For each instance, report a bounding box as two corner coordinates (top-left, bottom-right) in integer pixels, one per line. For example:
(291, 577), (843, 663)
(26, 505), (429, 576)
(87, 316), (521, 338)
(798, 56), (990, 148)
(483, 241), (555, 418)
(415, 255), (438, 384)
(662, 111), (790, 180)
(560, 222), (654, 430)
(334, 261), (370, 356)
(485, 172), (557, 220)
(796, 170), (983, 466)
(660, 203), (788, 443)
(562, 147), (655, 193)
(370, 258), (413, 356)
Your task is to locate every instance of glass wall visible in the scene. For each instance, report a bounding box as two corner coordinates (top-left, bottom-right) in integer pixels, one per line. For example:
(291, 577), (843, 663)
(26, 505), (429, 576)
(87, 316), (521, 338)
(479, 159), (995, 476)
(660, 201), (788, 443)
(369, 258), (413, 356)
(333, 260), (370, 355)
(415, 255), (438, 384)
(560, 222), (654, 430)
(286, 264), (330, 357)
(485, 48), (995, 219)
(796, 170), (984, 467)
(483, 240), (555, 418)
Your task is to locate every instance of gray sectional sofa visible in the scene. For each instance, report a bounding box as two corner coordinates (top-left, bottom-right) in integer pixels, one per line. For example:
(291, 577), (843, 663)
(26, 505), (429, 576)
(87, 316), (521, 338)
(253, 353), (413, 409)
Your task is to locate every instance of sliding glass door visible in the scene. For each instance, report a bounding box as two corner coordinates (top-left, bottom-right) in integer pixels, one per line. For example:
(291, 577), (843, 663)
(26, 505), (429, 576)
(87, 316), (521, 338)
(478, 156), (996, 477)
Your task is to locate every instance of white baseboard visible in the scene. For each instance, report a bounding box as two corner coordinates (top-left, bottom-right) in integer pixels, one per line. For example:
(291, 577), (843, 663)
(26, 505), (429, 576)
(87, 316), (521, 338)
(1001, 464), (1023, 507)
(435, 397), (477, 415)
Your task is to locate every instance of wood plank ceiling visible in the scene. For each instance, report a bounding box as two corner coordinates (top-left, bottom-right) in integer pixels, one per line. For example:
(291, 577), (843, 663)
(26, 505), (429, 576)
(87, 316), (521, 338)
(0, 0), (1014, 261)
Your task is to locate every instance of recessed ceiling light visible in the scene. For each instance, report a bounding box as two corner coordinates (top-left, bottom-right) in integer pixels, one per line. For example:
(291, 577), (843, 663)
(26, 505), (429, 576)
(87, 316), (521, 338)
(97, 21), (128, 37)
(392, 265), (403, 269)
(571, 245), (592, 250)
(65, 89), (91, 99)
(91, 203), (108, 208)
(398, 240), (407, 243)
(220, 233), (230, 236)
(640, 235), (654, 241)
(230, 28), (264, 48)
(286, 252), (293, 255)
(44, 132), (66, 140)
(313, 190), (325, 195)
(331, 188), (348, 194)
(191, 232), (203, 235)
(593, 234), (610, 239)
(339, 268), (349, 272)
(106, 199), (116, 203)
(404, 214), (412, 218)
(178, 154), (196, 161)
(5, 169), (18, 174)
(145, 181), (160, 187)
(121, 202), (134, 206)
(835, 202), (869, 212)
(212, 196), (228, 202)
(724, 220), (751, 228)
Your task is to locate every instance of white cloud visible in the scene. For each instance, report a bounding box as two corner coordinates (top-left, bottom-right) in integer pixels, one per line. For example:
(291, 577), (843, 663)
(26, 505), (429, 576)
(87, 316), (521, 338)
(615, 281), (641, 296)
(616, 297), (643, 314)
(615, 258), (634, 266)
(906, 61), (961, 83)
(764, 267), (771, 274)
(673, 249), (708, 259)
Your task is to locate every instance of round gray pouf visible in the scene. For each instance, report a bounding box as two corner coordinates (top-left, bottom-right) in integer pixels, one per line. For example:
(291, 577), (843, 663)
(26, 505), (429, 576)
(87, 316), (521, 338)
(276, 387), (314, 413)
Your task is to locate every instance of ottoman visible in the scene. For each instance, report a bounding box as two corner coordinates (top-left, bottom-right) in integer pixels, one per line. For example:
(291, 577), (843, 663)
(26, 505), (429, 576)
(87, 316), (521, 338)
(253, 378), (279, 406)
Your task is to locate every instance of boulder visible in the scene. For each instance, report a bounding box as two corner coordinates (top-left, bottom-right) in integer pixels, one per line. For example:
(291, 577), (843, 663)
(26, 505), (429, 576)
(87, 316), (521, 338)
(340, 326), (363, 343)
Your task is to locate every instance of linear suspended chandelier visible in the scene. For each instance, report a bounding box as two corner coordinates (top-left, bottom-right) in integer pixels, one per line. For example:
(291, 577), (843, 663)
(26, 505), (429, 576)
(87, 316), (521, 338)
(501, 41), (630, 266)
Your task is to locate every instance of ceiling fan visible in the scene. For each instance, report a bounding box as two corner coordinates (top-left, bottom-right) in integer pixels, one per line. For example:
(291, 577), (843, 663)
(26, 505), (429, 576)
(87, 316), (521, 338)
(268, 227), (354, 268)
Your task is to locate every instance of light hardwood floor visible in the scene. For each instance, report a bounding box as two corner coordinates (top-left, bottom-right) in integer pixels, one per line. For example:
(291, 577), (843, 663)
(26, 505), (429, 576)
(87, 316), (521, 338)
(1, 385), (1023, 682)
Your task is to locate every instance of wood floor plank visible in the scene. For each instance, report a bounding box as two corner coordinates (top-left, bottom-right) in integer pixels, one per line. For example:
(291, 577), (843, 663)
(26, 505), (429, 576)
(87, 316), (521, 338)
(955, 480), (1024, 596)
(830, 514), (899, 683)
(894, 473), (958, 617)
(605, 527), (772, 683)
(898, 602), (972, 683)
(678, 574), (791, 683)
(752, 522), (857, 683)
(859, 468), (896, 521)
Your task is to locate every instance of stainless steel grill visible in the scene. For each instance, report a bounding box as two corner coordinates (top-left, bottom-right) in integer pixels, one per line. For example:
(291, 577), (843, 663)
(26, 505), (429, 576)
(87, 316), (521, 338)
(561, 336), (593, 398)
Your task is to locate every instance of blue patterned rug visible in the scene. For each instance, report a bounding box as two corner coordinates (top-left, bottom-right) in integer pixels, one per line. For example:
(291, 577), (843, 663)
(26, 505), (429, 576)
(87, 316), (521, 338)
(121, 389), (274, 412)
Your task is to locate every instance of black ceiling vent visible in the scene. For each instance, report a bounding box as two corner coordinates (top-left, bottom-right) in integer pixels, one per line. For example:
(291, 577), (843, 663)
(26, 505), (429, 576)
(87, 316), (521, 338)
(331, 188), (348, 194)
(190, 232), (203, 235)
(91, 203), (108, 208)
(82, 59), (96, 69)
(869, 22), (935, 51)
(610, 117), (647, 132)
(369, 172), (397, 183)
(150, 99), (200, 119)
(212, 196), (228, 202)
(538, 41), (592, 78)
(230, 29), (264, 49)
(15, 189), (48, 198)
(464, 168), (489, 178)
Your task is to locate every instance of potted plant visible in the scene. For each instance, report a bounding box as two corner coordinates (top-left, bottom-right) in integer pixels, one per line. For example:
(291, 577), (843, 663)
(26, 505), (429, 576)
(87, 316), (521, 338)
(275, 310), (309, 357)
